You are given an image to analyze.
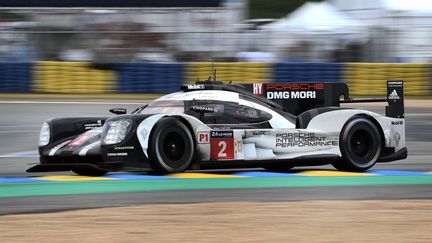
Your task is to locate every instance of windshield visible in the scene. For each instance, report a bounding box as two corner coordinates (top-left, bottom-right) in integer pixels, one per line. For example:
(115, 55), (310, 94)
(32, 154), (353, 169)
(139, 100), (184, 115)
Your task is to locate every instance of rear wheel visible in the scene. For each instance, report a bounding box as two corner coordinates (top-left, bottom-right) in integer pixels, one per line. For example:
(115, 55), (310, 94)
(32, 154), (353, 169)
(332, 117), (382, 172)
(72, 168), (108, 176)
(148, 117), (195, 174)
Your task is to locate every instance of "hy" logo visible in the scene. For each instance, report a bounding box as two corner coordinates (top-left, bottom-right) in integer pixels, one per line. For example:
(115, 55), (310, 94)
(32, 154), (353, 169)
(253, 83), (263, 95)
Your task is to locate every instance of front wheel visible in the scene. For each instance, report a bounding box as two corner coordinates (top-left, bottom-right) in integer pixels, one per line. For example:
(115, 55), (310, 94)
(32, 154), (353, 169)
(332, 117), (382, 172)
(148, 117), (195, 174)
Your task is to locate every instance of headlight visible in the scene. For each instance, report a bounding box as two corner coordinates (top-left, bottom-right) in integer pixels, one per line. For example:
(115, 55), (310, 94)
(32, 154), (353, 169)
(103, 119), (132, 145)
(39, 122), (50, 146)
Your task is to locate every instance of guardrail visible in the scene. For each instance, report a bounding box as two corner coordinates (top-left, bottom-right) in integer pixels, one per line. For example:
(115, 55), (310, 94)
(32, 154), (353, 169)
(0, 61), (430, 96)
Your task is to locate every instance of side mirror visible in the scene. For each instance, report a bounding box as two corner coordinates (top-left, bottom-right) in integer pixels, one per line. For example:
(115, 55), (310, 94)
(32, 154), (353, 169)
(109, 108), (127, 115)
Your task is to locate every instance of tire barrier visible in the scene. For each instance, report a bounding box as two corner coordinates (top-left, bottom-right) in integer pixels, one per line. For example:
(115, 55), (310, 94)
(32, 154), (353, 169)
(0, 61), (431, 95)
(33, 61), (116, 94)
(273, 62), (343, 83)
(344, 63), (429, 96)
(186, 62), (271, 84)
(0, 62), (32, 92)
(117, 62), (184, 93)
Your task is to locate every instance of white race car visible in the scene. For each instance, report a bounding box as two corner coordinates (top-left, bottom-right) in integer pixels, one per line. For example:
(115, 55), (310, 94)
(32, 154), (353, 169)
(28, 80), (407, 176)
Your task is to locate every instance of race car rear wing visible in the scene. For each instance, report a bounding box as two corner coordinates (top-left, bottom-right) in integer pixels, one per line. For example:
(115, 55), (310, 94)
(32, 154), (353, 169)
(340, 80), (405, 118)
(245, 80), (404, 118)
(385, 80), (405, 118)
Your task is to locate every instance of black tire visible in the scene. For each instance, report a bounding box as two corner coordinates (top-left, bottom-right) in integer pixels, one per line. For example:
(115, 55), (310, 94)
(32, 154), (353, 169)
(148, 117), (195, 174)
(72, 168), (108, 176)
(263, 164), (294, 172)
(332, 117), (382, 172)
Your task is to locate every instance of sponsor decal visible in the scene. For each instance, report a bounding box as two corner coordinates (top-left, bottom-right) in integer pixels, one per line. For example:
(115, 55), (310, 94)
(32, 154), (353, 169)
(210, 131), (234, 160)
(211, 131), (233, 138)
(186, 84), (205, 90)
(391, 121), (403, 125)
(388, 89), (400, 100)
(266, 83), (324, 91)
(253, 83), (263, 95)
(107, 152), (128, 157)
(252, 131), (269, 136)
(388, 81), (403, 86)
(266, 91), (316, 99)
(209, 125), (232, 130)
(252, 83), (324, 99)
(197, 131), (210, 144)
(114, 146), (135, 150)
(192, 105), (215, 112)
(84, 120), (103, 130)
(275, 133), (338, 147)
(394, 132), (401, 146)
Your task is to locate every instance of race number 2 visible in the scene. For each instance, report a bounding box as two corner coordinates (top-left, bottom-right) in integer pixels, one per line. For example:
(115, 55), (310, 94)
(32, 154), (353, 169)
(210, 131), (234, 160)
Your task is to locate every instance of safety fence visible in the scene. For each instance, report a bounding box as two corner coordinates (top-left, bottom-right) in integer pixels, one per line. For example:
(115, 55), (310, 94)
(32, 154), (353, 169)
(0, 62), (32, 92)
(0, 62), (430, 96)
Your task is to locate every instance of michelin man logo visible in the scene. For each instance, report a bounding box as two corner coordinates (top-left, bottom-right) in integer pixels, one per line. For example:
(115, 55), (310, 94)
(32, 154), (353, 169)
(394, 132), (401, 147)
(388, 127), (401, 147)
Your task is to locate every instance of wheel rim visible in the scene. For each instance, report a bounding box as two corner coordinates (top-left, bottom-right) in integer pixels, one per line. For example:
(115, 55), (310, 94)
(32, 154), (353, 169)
(350, 129), (372, 161)
(162, 132), (185, 161)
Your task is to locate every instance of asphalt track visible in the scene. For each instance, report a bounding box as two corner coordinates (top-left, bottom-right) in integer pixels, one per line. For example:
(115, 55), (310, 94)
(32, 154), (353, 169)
(0, 99), (431, 214)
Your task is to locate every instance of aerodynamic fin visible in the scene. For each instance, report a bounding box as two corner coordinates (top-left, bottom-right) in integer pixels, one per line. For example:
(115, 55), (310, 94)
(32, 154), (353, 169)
(386, 80), (404, 118)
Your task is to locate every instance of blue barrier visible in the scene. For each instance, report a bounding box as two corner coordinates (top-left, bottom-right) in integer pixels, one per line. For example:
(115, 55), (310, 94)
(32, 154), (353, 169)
(117, 62), (184, 93)
(0, 62), (32, 92)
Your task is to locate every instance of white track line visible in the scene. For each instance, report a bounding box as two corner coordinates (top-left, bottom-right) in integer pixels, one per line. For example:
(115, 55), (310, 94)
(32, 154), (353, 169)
(406, 113), (432, 117)
(0, 150), (39, 158)
(0, 125), (40, 128)
(0, 130), (39, 133)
